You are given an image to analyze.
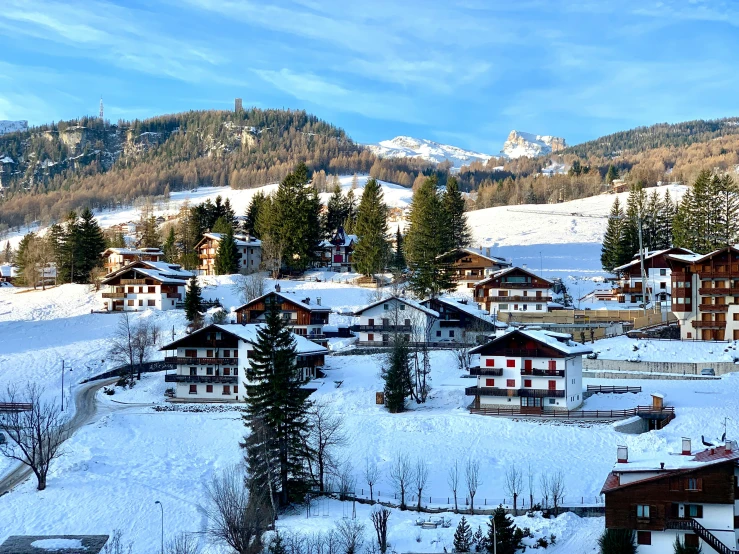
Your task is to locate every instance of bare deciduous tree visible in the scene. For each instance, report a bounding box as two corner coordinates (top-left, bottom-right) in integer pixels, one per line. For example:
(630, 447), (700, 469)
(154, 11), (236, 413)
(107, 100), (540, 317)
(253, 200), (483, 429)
(550, 469), (566, 516)
(370, 507), (391, 554)
(166, 533), (199, 554)
(389, 453), (412, 510)
(413, 458), (429, 511)
(205, 464), (269, 554)
(539, 473), (551, 509)
(103, 530), (133, 554)
(364, 457), (380, 503)
(335, 459), (356, 501)
(234, 272), (267, 304)
(447, 459), (460, 513)
(90, 266), (107, 292)
(527, 463), (535, 510)
(465, 460), (481, 514)
(505, 466), (523, 514)
(336, 519), (366, 554)
(108, 313), (161, 382)
(0, 384), (69, 491)
(133, 318), (160, 380)
(306, 400), (347, 493)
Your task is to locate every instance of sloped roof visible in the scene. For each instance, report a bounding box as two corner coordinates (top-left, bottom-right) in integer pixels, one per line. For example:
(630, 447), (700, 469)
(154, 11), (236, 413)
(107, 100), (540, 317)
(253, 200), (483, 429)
(201, 232), (262, 247)
(438, 247), (510, 265)
(101, 247), (164, 256)
(234, 290), (331, 313)
(474, 266), (553, 287)
(470, 328), (592, 356)
(613, 247), (694, 272)
(424, 296), (493, 324)
(101, 260), (193, 284)
(354, 295), (440, 318)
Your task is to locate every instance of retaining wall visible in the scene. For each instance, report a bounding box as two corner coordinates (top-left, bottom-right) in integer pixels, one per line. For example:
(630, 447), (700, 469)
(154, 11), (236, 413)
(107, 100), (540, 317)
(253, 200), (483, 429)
(583, 358), (738, 377)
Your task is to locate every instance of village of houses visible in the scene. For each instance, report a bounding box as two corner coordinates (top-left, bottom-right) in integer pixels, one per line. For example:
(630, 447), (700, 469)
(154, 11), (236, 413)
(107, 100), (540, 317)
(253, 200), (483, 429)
(1, 188), (739, 553)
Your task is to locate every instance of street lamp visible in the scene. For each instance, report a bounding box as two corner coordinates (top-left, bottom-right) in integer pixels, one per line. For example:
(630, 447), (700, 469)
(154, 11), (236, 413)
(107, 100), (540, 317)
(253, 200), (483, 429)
(154, 500), (164, 554)
(490, 516), (497, 554)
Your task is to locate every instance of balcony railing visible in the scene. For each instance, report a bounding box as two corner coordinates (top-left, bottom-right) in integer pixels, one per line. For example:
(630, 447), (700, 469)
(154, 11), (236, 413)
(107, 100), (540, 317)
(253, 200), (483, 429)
(502, 348), (542, 357)
(691, 320), (726, 328)
(101, 292), (125, 299)
(698, 287), (739, 295)
(698, 271), (735, 279)
(357, 325), (412, 332)
(621, 284), (648, 294)
(486, 296), (552, 303)
(521, 368), (565, 377)
(469, 367), (504, 376)
(120, 278), (146, 285)
(166, 292), (181, 299)
(699, 304), (729, 312)
(465, 386), (565, 398)
(164, 357), (239, 365)
(165, 374), (238, 384)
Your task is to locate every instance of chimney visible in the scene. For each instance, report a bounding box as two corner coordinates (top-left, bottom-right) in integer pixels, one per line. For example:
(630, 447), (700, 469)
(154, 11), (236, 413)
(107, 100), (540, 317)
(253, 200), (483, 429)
(486, 247), (491, 257)
(304, 297), (310, 305)
(275, 284), (281, 292)
(316, 297), (321, 306)
(660, 462), (665, 470)
(617, 446), (628, 463)
(726, 440), (735, 452)
(682, 438), (692, 455)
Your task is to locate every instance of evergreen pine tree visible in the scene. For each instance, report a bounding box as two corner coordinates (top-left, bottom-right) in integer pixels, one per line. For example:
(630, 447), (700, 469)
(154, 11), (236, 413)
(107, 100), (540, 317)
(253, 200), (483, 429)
(672, 535), (702, 554)
(621, 184), (647, 266)
(211, 216), (233, 234)
(486, 505), (519, 554)
(139, 215), (161, 249)
(405, 175), (454, 297)
(245, 191), (267, 237)
(597, 529), (636, 554)
(601, 198), (625, 272)
(2, 241), (11, 264)
(453, 516), (473, 552)
(524, 184), (537, 204)
(472, 526), (487, 553)
(382, 335), (412, 413)
(14, 233), (35, 285)
(184, 276), (202, 321)
(77, 207), (106, 282)
(717, 173), (739, 247)
(605, 165), (619, 184)
(214, 229), (240, 275)
(441, 176), (472, 251)
(242, 300), (312, 506)
(392, 227), (406, 271)
(657, 188), (676, 249)
(353, 178), (389, 276)
(163, 227), (178, 262)
(325, 183), (348, 236)
(344, 187), (357, 234)
(59, 211), (83, 283)
(673, 187), (696, 251)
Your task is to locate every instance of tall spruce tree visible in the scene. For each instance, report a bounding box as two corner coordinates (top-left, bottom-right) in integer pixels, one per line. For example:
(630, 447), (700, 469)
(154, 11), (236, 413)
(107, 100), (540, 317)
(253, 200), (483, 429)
(382, 336), (412, 413)
(605, 165), (619, 184)
(139, 215), (161, 249)
(245, 191), (268, 237)
(344, 187), (357, 233)
(77, 207), (106, 282)
(163, 227), (178, 262)
(353, 178), (389, 276)
(392, 227), (406, 271)
(59, 211), (83, 283)
(657, 188), (676, 249)
(621, 184), (647, 264)
(405, 175), (454, 297)
(486, 505), (520, 554)
(453, 516), (473, 553)
(242, 301), (312, 506)
(325, 183), (348, 236)
(441, 176), (471, 251)
(211, 216), (233, 234)
(601, 197), (625, 272)
(184, 276), (202, 321)
(717, 173), (739, 247)
(214, 229), (240, 275)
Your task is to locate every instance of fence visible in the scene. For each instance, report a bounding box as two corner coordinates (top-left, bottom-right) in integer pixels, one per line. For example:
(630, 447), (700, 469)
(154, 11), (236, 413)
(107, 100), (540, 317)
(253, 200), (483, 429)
(82, 360), (174, 383)
(469, 405), (674, 420)
(585, 385), (642, 394)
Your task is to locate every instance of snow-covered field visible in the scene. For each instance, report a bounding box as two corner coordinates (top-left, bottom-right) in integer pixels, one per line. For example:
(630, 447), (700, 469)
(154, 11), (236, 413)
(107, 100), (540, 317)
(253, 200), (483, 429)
(593, 335), (739, 364)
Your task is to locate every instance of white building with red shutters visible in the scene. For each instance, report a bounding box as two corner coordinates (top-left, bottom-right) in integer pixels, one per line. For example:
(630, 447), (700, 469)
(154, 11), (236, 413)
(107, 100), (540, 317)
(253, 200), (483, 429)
(467, 329), (591, 412)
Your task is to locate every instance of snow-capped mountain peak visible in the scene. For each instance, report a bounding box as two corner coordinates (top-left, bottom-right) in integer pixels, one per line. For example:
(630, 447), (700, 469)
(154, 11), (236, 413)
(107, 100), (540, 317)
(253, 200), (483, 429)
(501, 130), (566, 159)
(0, 120), (28, 136)
(367, 136), (493, 170)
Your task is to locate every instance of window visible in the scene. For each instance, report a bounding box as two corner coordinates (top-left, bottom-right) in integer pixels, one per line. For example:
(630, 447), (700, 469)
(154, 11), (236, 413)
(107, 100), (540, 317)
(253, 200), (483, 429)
(223, 350), (230, 357)
(206, 385), (213, 393)
(207, 349), (213, 357)
(485, 379), (495, 386)
(234, 385), (238, 394)
(485, 358), (495, 367)
(138, 299), (143, 306)
(189, 385), (197, 395)
(506, 379), (515, 387)
(660, 269), (667, 276)
(636, 505), (650, 519)
(524, 379), (532, 387)
(536, 304), (542, 310)
(449, 330), (455, 338)
(404, 318), (411, 326)
(189, 367), (196, 376)
(506, 359), (515, 368)
(636, 531), (651, 545)
(233, 350), (238, 358)
(234, 368), (238, 375)
(147, 299), (155, 306)
(185, 349), (196, 358)
(127, 299), (134, 306)
(660, 282), (666, 289)
(686, 478), (702, 491)
(206, 367), (213, 375)
(548, 380), (556, 390)
(224, 368), (230, 376)
(686, 504), (703, 518)
(223, 385), (231, 395)
(524, 359), (532, 370)
(548, 360), (556, 371)
(400, 304), (405, 311)
(669, 478), (681, 491)
(436, 331), (442, 337)
(128, 286), (134, 293)
(368, 318), (374, 326)
(368, 333), (374, 341)
(499, 304), (509, 311)
(148, 286), (155, 293)
(383, 304), (389, 310)
(549, 398), (556, 404)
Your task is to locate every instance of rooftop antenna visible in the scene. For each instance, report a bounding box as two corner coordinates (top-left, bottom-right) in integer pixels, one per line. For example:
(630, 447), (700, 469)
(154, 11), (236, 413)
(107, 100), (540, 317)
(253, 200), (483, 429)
(99, 96), (104, 120)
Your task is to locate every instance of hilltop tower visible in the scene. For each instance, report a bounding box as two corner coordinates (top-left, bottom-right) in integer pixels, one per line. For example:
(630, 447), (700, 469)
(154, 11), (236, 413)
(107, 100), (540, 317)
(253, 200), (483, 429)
(99, 97), (104, 120)
(235, 98), (243, 112)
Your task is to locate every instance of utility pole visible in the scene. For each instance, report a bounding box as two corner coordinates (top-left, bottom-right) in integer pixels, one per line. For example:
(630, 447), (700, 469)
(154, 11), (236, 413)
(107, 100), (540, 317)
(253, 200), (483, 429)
(637, 208), (648, 317)
(61, 360), (65, 411)
(154, 500), (163, 554)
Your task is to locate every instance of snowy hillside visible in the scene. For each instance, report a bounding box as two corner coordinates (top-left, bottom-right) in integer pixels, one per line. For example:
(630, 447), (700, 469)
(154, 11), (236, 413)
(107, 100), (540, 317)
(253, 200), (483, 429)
(0, 120), (28, 136)
(501, 130), (566, 159)
(367, 136), (493, 170)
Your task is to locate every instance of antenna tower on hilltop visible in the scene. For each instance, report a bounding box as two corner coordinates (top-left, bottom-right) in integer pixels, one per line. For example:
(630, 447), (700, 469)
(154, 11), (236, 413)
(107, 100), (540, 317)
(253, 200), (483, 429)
(99, 97), (104, 120)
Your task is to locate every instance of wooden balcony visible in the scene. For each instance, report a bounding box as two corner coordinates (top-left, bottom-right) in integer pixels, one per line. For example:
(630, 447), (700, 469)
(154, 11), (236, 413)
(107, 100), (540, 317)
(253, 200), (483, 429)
(469, 366), (503, 376)
(166, 292), (181, 299)
(698, 287), (739, 295)
(465, 386), (565, 398)
(487, 296), (551, 303)
(521, 368), (565, 377)
(698, 271), (735, 279)
(164, 357), (238, 365)
(621, 283), (650, 294)
(101, 292), (125, 299)
(120, 278), (146, 285)
(691, 320), (726, 329)
(699, 304), (729, 312)
(165, 374), (238, 384)
(502, 348), (542, 357)
(357, 325), (412, 332)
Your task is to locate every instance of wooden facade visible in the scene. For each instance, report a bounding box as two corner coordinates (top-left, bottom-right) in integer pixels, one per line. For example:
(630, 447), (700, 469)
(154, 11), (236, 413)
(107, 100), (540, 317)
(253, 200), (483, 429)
(474, 267), (554, 314)
(438, 248), (511, 287)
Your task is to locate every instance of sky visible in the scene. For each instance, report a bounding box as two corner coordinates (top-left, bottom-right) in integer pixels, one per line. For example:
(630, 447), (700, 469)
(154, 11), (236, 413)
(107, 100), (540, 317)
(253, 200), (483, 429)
(1, 0), (738, 153)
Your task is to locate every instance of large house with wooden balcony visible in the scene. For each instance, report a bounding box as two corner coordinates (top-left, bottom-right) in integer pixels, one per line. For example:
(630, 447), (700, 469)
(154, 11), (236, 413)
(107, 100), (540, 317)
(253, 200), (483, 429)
(160, 323), (328, 401)
(101, 247), (164, 274)
(601, 439), (739, 554)
(473, 267), (555, 316)
(234, 290), (331, 346)
(466, 329), (591, 412)
(196, 232), (262, 276)
(667, 247), (739, 341)
(437, 248), (511, 288)
(99, 260), (193, 311)
(421, 296), (498, 344)
(354, 296), (439, 346)
(614, 247), (694, 305)
(315, 227), (357, 272)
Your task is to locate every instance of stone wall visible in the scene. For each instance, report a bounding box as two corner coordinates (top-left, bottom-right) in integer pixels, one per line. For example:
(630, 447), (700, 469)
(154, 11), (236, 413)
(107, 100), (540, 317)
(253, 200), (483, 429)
(583, 358), (737, 376)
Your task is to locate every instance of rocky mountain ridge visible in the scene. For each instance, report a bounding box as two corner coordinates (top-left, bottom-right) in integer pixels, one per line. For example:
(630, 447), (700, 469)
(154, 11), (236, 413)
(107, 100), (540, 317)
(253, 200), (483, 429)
(366, 136), (493, 170)
(501, 130), (566, 159)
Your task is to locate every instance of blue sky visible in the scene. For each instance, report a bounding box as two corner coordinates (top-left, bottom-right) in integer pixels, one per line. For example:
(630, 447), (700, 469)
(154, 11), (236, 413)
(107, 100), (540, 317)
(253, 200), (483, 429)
(1, 0), (738, 153)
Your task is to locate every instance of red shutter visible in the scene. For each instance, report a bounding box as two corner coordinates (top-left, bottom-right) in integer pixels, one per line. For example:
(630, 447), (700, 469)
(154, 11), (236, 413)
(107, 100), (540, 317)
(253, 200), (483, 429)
(485, 379), (495, 386)
(524, 360), (532, 370)
(506, 379), (515, 387)
(485, 358), (495, 367)
(506, 359), (515, 368)
(548, 360), (556, 371)
(548, 380), (556, 390)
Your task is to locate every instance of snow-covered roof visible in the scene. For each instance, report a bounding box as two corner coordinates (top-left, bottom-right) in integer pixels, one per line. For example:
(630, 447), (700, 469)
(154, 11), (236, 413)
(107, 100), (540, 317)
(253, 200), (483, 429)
(101, 247), (164, 256)
(439, 247), (510, 265)
(613, 247), (694, 271)
(234, 290), (331, 312)
(354, 296), (440, 318)
(470, 328), (592, 356)
(426, 296), (494, 323)
(102, 260), (193, 284)
(214, 324), (328, 355)
(669, 254), (703, 263)
(0, 264), (17, 278)
(203, 232), (262, 247)
(474, 266), (553, 287)
(0, 156), (14, 164)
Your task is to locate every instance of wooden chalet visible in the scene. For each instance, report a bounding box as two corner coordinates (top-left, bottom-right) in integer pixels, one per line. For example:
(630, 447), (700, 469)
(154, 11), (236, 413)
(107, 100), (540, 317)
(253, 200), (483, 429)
(196, 232), (262, 276)
(474, 266), (555, 315)
(613, 247), (693, 305)
(100, 260), (193, 311)
(438, 248), (511, 288)
(101, 247), (164, 274)
(316, 226), (356, 272)
(601, 439), (739, 553)
(421, 296), (496, 343)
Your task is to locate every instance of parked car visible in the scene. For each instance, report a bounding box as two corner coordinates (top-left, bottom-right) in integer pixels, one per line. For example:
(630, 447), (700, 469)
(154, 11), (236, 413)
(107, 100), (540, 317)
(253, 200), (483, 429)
(701, 368), (716, 376)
